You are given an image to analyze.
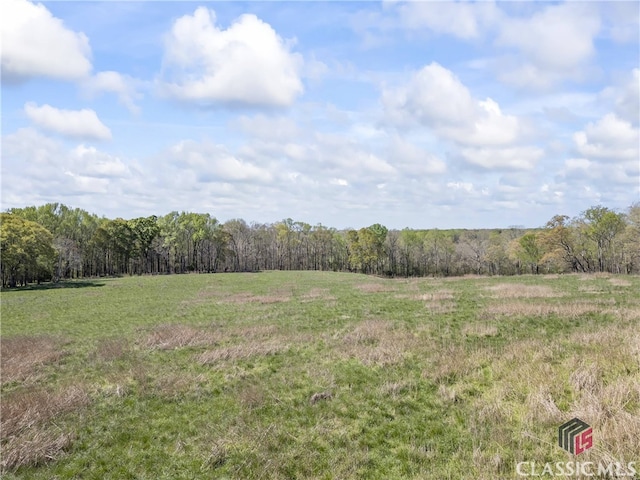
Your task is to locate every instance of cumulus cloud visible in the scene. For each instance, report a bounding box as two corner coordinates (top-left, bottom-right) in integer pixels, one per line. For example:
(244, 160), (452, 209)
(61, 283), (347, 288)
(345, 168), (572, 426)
(309, 133), (396, 182)
(232, 114), (301, 141)
(383, 63), (537, 169)
(82, 71), (143, 114)
(602, 2), (640, 44)
(24, 103), (112, 140)
(167, 140), (273, 183)
(556, 113), (640, 204)
(397, 1), (501, 39)
(459, 146), (543, 170)
(497, 4), (599, 71)
(388, 136), (447, 175)
(383, 63), (476, 127)
(495, 3), (600, 88)
(600, 69), (640, 125)
(574, 113), (639, 162)
(1, 128), (133, 204)
(383, 63), (523, 146)
(72, 145), (130, 178)
(1, 0), (92, 81)
(161, 7), (303, 107)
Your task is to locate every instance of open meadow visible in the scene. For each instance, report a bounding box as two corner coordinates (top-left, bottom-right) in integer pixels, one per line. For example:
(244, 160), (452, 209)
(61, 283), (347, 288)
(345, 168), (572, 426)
(1, 271), (639, 479)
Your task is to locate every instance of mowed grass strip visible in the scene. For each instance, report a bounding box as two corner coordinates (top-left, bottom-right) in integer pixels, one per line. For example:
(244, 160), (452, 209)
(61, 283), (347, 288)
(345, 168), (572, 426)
(0, 271), (638, 479)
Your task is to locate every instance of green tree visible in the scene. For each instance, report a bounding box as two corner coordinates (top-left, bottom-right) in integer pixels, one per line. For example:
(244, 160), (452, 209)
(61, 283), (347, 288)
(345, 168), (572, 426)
(621, 203), (640, 273)
(0, 214), (56, 287)
(346, 224), (387, 274)
(128, 216), (160, 274)
(515, 233), (542, 274)
(580, 206), (626, 272)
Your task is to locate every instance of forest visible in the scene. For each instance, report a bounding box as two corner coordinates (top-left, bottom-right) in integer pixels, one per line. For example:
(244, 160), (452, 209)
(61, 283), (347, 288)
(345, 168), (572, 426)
(1, 202), (638, 288)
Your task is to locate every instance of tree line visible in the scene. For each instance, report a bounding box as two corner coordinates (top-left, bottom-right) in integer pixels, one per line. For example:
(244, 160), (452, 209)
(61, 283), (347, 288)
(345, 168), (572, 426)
(1, 203), (638, 288)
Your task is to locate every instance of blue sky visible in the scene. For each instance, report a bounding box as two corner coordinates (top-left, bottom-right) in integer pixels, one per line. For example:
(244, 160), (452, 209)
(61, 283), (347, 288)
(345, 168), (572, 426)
(2, 0), (639, 229)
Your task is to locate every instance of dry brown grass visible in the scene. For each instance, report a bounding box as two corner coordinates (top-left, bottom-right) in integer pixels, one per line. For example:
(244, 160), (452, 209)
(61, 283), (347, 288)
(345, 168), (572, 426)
(465, 324), (640, 467)
(436, 383), (460, 404)
(425, 301), (457, 314)
(524, 387), (563, 423)
(0, 384), (90, 472)
(605, 306), (640, 321)
(483, 300), (600, 318)
(197, 340), (289, 365)
(421, 344), (480, 384)
(462, 323), (499, 337)
(1, 429), (75, 473)
(395, 290), (455, 301)
(238, 383), (266, 409)
(608, 277), (632, 287)
(149, 373), (208, 400)
(578, 285), (607, 294)
(228, 324), (280, 340)
(354, 283), (396, 293)
(336, 319), (418, 367)
(309, 391), (333, 404)
(579, 272), (613, 280)
(393, 289), (457, 314)
(341, 319), (392, 345)
(486, 283), (563, 298)
(93, 337), (130, 362)
(380, 381), (414, 398)
(0, 335), (68, 385)
(300, 288), (335, 302)
(570, 375), (640, 463)
(221, 292), (291, 304)
(142, 324), (220, 350)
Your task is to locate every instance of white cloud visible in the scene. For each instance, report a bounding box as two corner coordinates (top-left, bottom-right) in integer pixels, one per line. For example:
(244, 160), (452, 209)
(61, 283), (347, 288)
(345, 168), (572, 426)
(1, 0), (91, 81)
(602, 2), (640, 44)
(24, 103), (112, 140)
(555, 113), (640, 205)
(388, 136), (447, 175)
(600, 69), (640, 125)
(397, 1), (501, 39)
(459, 146), (543, 170)
(82, 71), (142, 114)
(232, 114), (301, 141)
(310, 132), (396, 181)
(383, 63), (535, 169)
(497, 4), (599, 70)
(447, 181), (475, 193)
(168, 140), (273, 183)
(330, 178), (349, 187)
(495, 3), (600, 88)
(574, 113), (639, 161)
(161, 7), (303, 107)
(383, 63), (475, 127)
(383, 63), (523, 147)
(1, 128), (134, 205)
(63, 171), (110, 194)
(72, 145), (130, 178)
(495, 63), (566, 92)
(559, 156), (639, 204)
(451, 98), (520, 147)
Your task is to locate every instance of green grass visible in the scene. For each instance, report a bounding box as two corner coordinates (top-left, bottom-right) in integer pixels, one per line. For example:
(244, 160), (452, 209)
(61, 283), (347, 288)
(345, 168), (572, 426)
(1, 272), (639, 479)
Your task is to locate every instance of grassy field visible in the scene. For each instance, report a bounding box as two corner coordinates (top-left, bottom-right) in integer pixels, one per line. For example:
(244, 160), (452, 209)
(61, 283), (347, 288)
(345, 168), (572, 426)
(1, 271), (639, 479)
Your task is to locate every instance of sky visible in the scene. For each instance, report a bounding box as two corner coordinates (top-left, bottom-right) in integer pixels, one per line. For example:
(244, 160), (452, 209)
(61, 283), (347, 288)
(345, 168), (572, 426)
(1, 0), (639, 230)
